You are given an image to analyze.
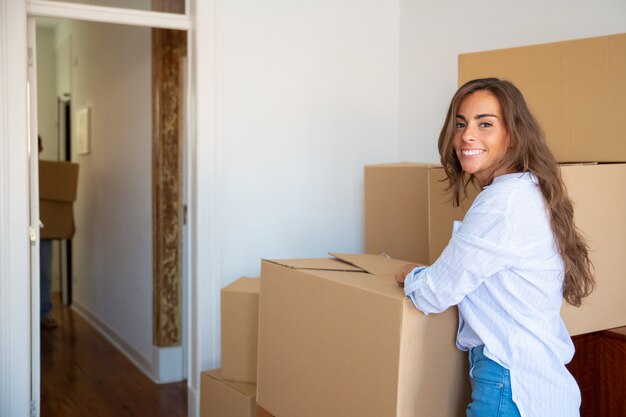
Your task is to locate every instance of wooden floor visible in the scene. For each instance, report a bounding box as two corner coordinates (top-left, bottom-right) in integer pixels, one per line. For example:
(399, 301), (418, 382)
(41, 294), (187, 417)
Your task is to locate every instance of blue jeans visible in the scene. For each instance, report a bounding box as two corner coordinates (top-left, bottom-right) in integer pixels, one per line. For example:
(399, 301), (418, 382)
(40, 239), (53, 318)
(466, 345), (521, 417)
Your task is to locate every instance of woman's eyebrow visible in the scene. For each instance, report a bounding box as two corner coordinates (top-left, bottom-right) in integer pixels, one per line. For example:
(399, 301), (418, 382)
(455, 113), (499, 120)
(475, 113), (499, 119)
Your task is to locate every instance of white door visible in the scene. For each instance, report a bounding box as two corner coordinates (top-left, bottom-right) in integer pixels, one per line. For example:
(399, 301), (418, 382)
(27, 16), (42, 417)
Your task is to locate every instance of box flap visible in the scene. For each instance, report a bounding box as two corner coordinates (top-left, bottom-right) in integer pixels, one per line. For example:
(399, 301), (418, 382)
(264, 258), (364, 272)
(205, 369), (257, 397)
(330, 253), (416, 276)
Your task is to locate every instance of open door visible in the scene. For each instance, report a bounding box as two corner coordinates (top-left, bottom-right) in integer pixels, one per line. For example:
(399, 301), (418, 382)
(27, 16), (41, 417)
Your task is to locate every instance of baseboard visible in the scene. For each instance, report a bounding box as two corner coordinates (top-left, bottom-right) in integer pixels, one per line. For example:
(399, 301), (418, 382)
(71, 301), (183, 384)
(188, 384), (200, 417)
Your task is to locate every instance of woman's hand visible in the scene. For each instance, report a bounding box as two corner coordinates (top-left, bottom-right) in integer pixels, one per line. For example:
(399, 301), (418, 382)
(394, 263), (421, 288)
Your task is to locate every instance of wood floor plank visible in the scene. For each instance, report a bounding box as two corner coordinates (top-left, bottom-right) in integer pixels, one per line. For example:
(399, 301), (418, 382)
(41, 294), (187, 417)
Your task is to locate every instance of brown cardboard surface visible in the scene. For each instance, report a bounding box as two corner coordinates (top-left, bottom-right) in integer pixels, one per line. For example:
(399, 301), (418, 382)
(40, 201), (74, 240)
(365, 162), (626, 336)
(365, 163), (478, 264)
(560, 164), (626, 335)
(200, 369), (256, 417)
(39, 160), (79, 240)
(39, 160), (79, 202)
(365, 163), (431, 263)
(255, 404), (273, 417)
(221, 277), (260, 383)
(257, 254), (470, 417)
(459, 33), (626, 162)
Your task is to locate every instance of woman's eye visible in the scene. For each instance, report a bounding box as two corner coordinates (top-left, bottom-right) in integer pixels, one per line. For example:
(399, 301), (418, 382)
(455, 122), (465, 128)
(479, 122), (492, 128)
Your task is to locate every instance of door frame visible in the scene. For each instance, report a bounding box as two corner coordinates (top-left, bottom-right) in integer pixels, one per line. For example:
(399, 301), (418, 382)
(21, 0), (199, 416)
(0, 1), (221, 417)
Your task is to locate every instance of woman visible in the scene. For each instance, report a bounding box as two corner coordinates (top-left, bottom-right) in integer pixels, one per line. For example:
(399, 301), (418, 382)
(394, 78), (594, 417)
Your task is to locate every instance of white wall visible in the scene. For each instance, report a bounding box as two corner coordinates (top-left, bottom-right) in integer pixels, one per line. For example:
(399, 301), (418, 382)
(211, 0), (626, 294)
(398, 0), (626, 163)
(217, 0), (401, 280)
(55, 20), (154, 364)
(36, 25), (58, 160)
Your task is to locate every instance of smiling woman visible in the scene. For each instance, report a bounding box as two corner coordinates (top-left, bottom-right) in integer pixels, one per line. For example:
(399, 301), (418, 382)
(394, 77), (594, 417)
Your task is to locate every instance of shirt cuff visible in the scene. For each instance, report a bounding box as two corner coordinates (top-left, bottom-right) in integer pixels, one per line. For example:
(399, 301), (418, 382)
(403, 266), (428, 297)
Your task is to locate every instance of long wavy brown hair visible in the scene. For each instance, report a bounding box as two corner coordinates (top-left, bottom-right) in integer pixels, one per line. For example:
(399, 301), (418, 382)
(438, 77), (594, 306)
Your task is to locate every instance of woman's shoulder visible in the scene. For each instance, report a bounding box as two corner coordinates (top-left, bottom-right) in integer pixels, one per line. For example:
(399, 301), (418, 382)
(471, 172), (542, 213)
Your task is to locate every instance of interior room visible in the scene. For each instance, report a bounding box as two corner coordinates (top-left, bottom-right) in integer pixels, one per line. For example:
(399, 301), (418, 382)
(1, 1), (626, 417)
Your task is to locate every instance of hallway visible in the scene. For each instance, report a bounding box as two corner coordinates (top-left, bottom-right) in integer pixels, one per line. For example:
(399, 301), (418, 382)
(40, 295), (187, 417)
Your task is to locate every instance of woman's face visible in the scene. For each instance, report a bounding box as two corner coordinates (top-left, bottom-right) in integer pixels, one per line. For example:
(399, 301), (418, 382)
(453, 90), (511, 187)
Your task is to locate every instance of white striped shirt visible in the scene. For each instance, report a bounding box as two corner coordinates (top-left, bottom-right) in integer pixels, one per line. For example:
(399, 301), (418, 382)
(404, 172), (580, 417)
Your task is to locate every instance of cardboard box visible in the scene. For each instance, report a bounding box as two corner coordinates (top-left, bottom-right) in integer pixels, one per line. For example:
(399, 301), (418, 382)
(365, 162), (626, 336)
(39, 201), (75, 240)
(200, 369), (257, 417)
(458, 33), (626, 162)
(39, 160), (79, 240)
(560, 163), (626, 335)
(221, 277), (260, 383)
(257, 253), (470, 417)
(255, 404), (273, 417)
(365, 163), (478, 264)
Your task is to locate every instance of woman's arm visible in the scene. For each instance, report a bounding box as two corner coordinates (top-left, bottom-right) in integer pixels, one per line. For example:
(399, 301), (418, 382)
(396, 208), (518, 314)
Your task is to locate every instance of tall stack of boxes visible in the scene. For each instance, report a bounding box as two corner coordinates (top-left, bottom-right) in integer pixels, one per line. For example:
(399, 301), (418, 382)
(458, 33), (626, 335)
(255, 32), (626, 416)
(201, 277), (274, 417)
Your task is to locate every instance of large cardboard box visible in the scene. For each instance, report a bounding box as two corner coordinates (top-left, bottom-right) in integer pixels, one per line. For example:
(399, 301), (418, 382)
(365, 163), (626, 335)
(459, 33), (626, 162)
(560, 163), (626, 335)
(257, 253), (470, 417)
(39, 160), (79, 239)
(200, 369), (257, 417)
(221, 277), (260, 383)
(365, 163), (478, 264)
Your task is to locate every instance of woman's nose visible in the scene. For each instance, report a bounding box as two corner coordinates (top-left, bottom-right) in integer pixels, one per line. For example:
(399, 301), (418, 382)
(461, 123), (476, 142)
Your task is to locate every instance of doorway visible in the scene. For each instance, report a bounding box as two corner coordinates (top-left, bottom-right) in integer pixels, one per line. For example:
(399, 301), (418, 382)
(30, 4), (191, 416)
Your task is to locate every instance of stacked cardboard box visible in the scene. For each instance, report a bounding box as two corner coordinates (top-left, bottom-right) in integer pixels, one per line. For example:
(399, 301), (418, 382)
(222, 277), (260, 383)
(200, 370), (256, 417)
(458, 33), (626, 163)
(558, 164), (626, 335)
(365, 163), (479, 264)
(257, 253), (471, 417)
(364, 163), (626, 335)
(201, 277), (274, 417)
